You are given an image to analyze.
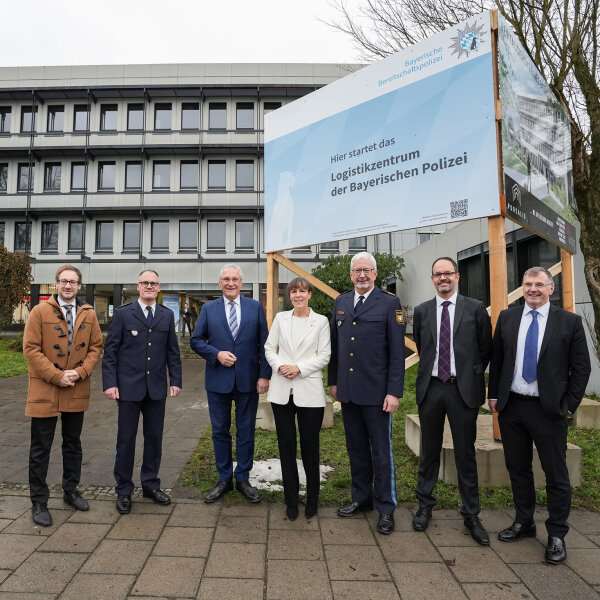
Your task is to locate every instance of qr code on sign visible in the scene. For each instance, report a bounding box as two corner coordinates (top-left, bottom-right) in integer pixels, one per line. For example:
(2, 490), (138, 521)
(450, 199), (468, 218)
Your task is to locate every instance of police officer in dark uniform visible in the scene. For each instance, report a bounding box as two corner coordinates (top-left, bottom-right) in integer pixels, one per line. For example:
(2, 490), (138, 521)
(103, 269), (182, 514)
(329, 251), (405, 534)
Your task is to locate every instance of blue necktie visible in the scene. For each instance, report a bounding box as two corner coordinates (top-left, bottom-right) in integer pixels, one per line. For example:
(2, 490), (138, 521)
(522, 310), (539, 383)
(228, 301), (238, 339)
(145, 306), (152, 324)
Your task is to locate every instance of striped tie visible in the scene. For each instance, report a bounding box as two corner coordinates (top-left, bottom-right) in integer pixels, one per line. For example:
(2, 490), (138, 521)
(64, 304), (74, 354)
(228, 301), (238, 339)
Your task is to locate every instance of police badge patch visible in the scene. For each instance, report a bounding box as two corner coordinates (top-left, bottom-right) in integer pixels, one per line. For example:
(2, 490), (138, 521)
(395, 310), (405, 325)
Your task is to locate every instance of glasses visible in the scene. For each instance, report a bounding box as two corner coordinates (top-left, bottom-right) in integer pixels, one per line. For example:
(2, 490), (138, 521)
(220, 277), (241, 283)
(351, 268), (374, 274)
(57, 279), (79, 286)
(432, 271), (456, 279)
(138, 281), (159, 288)
(523, 282), (552, 289)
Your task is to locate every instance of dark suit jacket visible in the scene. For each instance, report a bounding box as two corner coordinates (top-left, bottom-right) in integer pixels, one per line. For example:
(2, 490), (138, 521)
(414, 294), (492, 408)
(328, 287), (405, 404)
(190, 295), (271, 394)
(488, 303), (591, 419)
(102, 302), (182, 402)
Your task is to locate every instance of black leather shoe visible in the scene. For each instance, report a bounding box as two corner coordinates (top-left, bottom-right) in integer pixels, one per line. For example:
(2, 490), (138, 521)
(32, 502), (52, 527)
(204, 480), (233, 504)
(545, 536), (567, 564)
(63, 489), (89, 511)
(412, 506), (432, 531)
(464, 516), (490, 546)
(142, 488), (171, 505)
(498, 521), (537, 542)
(286, 505), (299, 521)
(377, 513), (395, 535)
(235, 480), (261, 503)
(116, 495), (132, 514)
(305, 504), (318, 519)
(337, 501), (374, 518)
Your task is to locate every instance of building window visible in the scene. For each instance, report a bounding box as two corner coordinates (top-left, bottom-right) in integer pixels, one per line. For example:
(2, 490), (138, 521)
(0, 107), (11, 133)
(20, 106), (37, 132)
(349, 236), (367, 251)
(100, 104), (118, 131)
(14, 222), (31, 252)
(320, 241), (339, 252)
(153, 161), (170, 189)
(47, 105), (64, 132)
(125, 161), (142, 190)
(73, 105), (89, 131)
(44, 163), (61, 191)
(179, 220), (198, 251)
(98, 162), (116, 190)
(0, 164), (7, 192)
(235, 220), (254, 251)
(181, 102), (199, 130)
(123, 220), (140, 252)
(154, 103), (172, 130)
(127, 103), (144, 131)
(151, 220), (169, 251)
(236, 102), (254, 130)
(208, 160), (226, 189)
(209, 102), (226, 130)
(71, 163), (87, 191)
(96, 221), (114, 251)
(263, 102), (281, 116)
(41, 222), (59, 252)
(0, 222), (4, 244)
(236, 160), (254, 189)
(419, 232), (432, 244)
(18, 163), (34, 192)
(207, 220), (225, 251)
(68, 221), (83, 252)
(291, 245), (312, 253)
(180, 161), (199, 189)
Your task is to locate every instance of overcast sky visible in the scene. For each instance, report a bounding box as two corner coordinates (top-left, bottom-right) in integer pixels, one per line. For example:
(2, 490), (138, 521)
(0, 0), (364, 67)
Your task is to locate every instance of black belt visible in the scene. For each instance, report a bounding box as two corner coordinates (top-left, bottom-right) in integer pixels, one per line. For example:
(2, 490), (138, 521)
(432, 376), (457, 384)
(509, 391), (539, 401)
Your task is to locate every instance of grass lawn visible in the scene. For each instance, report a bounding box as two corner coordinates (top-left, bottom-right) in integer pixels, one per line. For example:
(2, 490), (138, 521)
(0, 337), (28, 378)
(181, 365), (600, 511)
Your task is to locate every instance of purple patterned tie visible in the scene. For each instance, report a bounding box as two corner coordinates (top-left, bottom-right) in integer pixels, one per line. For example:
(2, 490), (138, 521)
(438, 300), (451, 382)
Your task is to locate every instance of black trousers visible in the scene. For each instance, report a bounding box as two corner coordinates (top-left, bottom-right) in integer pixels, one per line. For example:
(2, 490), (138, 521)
(29, 411), (84, 504)
(271, 396), (324, 509)
(180, 318), (192, 336)
(415, 379), (480, 516)
(499, 392), (571, 538)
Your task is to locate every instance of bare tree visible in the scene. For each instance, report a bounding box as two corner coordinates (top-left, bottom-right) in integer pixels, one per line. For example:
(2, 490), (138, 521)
(329, 0), (600, 361)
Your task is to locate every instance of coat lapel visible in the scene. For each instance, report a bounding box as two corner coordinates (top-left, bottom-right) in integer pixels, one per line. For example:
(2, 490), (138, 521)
(453, 295), (465, 336)
(427, 299), (437, 348)
(217, 297), (234, 341)
(539, 304), (557, 358)
(132, 302), (150, 328)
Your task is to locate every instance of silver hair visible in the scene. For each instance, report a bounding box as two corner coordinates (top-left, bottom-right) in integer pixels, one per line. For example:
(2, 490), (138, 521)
(522, 266), (554, 285)
(219, 264), (243, 280)
(350, 251), (377, 271)
(139, 269), (159, 280)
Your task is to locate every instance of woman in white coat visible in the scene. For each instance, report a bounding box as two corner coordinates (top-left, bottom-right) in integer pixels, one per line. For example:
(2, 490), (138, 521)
(265, 277), (331, 520)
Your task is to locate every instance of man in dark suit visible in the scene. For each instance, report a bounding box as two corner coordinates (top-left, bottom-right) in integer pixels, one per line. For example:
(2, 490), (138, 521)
(103, 269), (182, 514)
(412, 257), (492, 545)
(190, 264), (271, 503)
(489, 266), (591, 564)
(180, 303), (192, 337)
(328, 251), (405, 535)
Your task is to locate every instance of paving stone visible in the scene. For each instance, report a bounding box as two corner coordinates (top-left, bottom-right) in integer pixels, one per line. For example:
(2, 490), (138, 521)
(81, 539), (154, 574)
(0, 521), (10, 533)
(267, 559), (332, 600)
(39, 522), (111, 553)
(131, 556), (204, 598)
(379, 531), (442, 563)
(366, 506), (415, 532)
(565, 548), (600, 585)
(0, 551), (87, 594)
(67, 500), (120, 524)
(331, 581), (400, 600)
(197, 578), (265, 600)
(0, 594), (56, 599)
(559, 527), (598, 548)
(0, 496), (30, 520)
(60, 573), (135, 600)
(3, 508), (71, 535)
(129, 498), (174, 514)
(214, 515), (268, 544)
(219, 501), (268, 517)
(267, 529), (323, 560)
(476, 509), (514, 533)
(325, 544), (390, 581)
(0, 533), (45, 569)
(317, 506), (342, 519)
(389, 562), (467, 600)
(107, 513), (168, 540)
(462, 582), (536, 599)
(588, 535), (600, 547)
(438, 547), (520, 583)
(569, 508), (600, 535)
(153, 526), (213, 557)
(511, 563), (599, 599)
(268, 506), (320, 530)
(0, 572), (8, 585)
(320, 518), (376, 545)
(204, 543), (265, 579)
(489, 536), (545, 563)
(425, 519), (481, 547)
(167, 502), (220, 527)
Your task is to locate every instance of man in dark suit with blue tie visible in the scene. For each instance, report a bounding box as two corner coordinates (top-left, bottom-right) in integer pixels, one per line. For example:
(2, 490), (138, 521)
(103, 270), (182, 514)
(190, 264), (271, 503)
(489, 266), (591, 564)
(328, 252), (405, 535)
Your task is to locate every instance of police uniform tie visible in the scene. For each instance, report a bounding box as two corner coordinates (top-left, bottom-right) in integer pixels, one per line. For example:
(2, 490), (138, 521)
(228, 301), (239, 339)
(64, 304), (74, 354)
(357, 295), (365, 307)
(145, 305), (153, 324)
(522, 310), (539, 383)
(438, 300), (452, 382)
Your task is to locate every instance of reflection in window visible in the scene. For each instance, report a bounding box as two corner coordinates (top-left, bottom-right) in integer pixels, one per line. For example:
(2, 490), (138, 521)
(153, 161), (170, 189)
(180, 161), (198, 189)
(0, 222), (4, 244)
(73, 105), (89, 131)
(235, 220), (253, 250)
(151, 220), (169, 251)
(71, 163), (87, 191)
(127, 104), (144, 131)
(0, 107), (11, 133)
(236, 160), (253, 189)
(47, 106), (64, 132)
(181, 103), (199, 129)
(15, 222), (31, 252)
(0, 163), (7, 192)
(18, 163), (35, 192)
(44, 163), (61, 191)
(207, 220), (225, 251)
(68, 221), (83, 252)
(208, 161), (226, 189)
(21, 106), (37, 132)
(179, 220), (198, 251)
(96, 221), (114, 251)
(236, 102), (254, 129)
(263, 102), (281, 116)
(154, 103), (172, 130)
(209, 103), (226, 130)
(98, 162), (116, 190)
(125, 162), (142, 190)
(320, 241), (339, 252)
(100, 105), (118, 131)
(123, 221), (140, 252)
(41, 222), (59, 252)
(349, 236), (367, 251)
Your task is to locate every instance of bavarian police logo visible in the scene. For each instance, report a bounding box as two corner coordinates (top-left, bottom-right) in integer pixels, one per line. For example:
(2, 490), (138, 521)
(450, 21), (486, 59)
(395, 310), (405, 325)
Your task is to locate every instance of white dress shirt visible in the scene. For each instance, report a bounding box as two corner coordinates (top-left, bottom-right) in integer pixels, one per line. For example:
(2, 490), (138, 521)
(353, 287), (374, 307)
(138, 299), (156, 318)
(58, 297), (77, 322)
(223, 295), (241, 326)
(432, 291), (457, 378)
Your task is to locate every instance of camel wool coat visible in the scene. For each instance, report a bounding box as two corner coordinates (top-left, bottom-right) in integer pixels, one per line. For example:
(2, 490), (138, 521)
(23, 294), (103, 418)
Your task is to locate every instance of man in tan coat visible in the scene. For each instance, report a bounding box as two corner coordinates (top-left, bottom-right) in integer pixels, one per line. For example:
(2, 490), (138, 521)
(23, 265), (103, 526)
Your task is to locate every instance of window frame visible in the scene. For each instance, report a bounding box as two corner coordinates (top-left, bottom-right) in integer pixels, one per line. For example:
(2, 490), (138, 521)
(0, 107), (11, 133)
(208, 102), (227, 130)
(207, 160), (226, 189)
(99, 104), (118, 132)
(95, 221), (114, 252)
(20, 106), (37, 133)
(151, 220), (169, 252)
(17, 163), (35, 192)
(180, 160), (199, 190)
(126, 103), (144, 131)
(41, 221), (59, 253)
(98, 161), (116, 191)
(14, 222), (31, 253)
(235, 160), (254, 190)
(154, 103), (172, 131)
(122, 220), (141, 253)
(152, 161), (171, 190)
(70, 162), (87, 191)
(73, 105), (90, 132)
(181, 102), (200, 130)
(46, 105), (65, 133)
(179, 220), (198, 252)
(68, 221), (84, 252)
(125, 161), (142, 190)
(44, 162), (62, 191)
(236, 102), (254, 130)
(0, 163), (7, 192)
(235, 219), (254, 251)
(206, 220), (226, 252)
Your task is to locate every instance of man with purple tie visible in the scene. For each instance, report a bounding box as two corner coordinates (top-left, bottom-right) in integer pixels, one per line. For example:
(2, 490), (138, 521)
(412, 257), (492, 545)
